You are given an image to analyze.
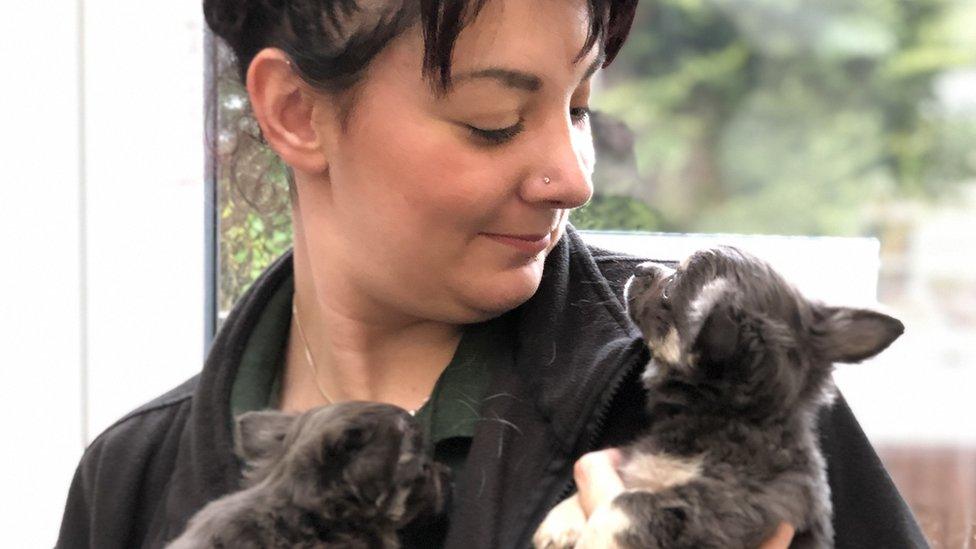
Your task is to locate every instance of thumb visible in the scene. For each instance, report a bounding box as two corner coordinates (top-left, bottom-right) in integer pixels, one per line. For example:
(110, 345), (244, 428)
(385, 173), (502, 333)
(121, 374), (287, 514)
(573, 448), (625, 517)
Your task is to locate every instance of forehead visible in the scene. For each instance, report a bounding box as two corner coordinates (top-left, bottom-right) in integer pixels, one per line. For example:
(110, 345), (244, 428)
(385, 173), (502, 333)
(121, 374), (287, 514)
(683, 248), (747, 270)
(350, 0), (601, 116)
(452, 0), (599, 78)
(674, 248), (752, 286)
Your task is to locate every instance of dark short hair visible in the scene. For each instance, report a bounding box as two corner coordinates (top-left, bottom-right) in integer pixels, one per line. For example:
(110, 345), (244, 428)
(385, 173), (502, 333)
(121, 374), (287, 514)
(206, 0), (636, 126)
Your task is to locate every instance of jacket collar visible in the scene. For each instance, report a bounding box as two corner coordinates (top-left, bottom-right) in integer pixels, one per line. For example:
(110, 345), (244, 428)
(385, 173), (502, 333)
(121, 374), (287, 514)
(167, 226), (646, 546)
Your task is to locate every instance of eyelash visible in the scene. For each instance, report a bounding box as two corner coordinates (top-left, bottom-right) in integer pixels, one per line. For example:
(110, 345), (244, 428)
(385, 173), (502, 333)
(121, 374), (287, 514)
(468, 107), (591, 146)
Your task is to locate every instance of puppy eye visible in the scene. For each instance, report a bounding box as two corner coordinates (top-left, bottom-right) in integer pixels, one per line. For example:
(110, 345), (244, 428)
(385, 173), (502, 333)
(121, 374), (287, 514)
(661, 277), (674, 308)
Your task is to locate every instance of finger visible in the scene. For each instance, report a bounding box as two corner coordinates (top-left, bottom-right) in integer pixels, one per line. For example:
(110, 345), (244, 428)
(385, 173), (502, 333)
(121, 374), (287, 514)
(758, 522), (795, 549)
(573, 448), (625, 517)
(532, 493), (587, 549)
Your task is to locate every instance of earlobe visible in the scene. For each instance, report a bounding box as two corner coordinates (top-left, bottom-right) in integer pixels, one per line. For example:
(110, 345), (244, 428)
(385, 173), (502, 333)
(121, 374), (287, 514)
(246, 48), (330, 175)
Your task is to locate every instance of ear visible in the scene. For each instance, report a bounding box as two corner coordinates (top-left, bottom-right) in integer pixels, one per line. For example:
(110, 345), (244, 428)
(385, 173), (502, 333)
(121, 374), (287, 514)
(693, 302), (740, 365)
(234, 410), (297, 464)
(246, 48), (331, 175)
(814, 306), (904, 363)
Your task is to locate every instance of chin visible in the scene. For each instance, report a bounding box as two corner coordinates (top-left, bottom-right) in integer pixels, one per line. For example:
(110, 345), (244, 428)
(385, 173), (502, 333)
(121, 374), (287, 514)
(461, 262), (545, 319)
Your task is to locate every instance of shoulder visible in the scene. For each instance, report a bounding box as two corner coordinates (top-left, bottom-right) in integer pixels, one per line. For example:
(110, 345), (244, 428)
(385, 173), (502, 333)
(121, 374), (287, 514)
(69, 378), (195, 500)
(88, 374), (198, 453)
(58, 376), (200, 547)
(75, 375), (198, 487)
(580, 241), (647, 302)
(117, 375), (198, 424)
(586, 242), (647, 269)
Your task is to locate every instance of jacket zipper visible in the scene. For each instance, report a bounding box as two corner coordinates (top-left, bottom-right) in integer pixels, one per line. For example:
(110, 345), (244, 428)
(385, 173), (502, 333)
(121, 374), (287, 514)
(546, 340), (648, 524)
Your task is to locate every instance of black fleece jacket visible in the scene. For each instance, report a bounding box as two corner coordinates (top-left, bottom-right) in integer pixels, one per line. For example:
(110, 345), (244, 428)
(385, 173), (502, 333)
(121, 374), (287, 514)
(56, 228), (928, 548)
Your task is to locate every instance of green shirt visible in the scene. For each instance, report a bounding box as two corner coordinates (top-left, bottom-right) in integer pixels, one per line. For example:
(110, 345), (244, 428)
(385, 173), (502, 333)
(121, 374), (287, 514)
(229, 271), (511, 479)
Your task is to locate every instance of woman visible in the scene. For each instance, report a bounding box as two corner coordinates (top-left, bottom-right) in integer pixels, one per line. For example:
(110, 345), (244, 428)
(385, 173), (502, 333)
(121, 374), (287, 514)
(56, 0), (926, 547)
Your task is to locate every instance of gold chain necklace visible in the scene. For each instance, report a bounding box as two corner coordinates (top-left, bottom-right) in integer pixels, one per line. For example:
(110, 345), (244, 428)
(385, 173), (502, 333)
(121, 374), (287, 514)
(291, 299), (429, 416)
(292, 299), (335, 405)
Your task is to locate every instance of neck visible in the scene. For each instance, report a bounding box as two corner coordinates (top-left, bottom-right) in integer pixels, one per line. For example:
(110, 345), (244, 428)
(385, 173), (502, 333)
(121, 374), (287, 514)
(278, 214), (462, 414)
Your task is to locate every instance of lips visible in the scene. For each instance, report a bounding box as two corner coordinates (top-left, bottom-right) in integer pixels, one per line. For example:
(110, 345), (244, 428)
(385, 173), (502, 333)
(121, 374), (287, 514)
(487, 233), (548, 241)
(481, 232), (552, 255)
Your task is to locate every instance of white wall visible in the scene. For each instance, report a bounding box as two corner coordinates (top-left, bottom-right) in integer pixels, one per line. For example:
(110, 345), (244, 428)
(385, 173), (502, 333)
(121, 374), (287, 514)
(0, 1), (84, 546)
(82, 0), (206, 442)
(0, 1), (205, 546)
(579, 231), (880, 306)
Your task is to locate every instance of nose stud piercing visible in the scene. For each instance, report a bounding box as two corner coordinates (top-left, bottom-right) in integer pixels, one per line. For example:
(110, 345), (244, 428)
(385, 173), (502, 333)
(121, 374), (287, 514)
(543, 176), (551, 184)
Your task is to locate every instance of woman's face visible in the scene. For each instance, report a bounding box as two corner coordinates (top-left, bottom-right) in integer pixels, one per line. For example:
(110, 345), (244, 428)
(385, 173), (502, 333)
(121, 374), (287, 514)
(304, 0), (600, 324)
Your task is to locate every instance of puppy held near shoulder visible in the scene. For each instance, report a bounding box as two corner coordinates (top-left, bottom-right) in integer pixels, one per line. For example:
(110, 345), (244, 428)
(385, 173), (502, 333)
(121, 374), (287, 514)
(166, 401), (451, 549)
(535, 245), (904, 549)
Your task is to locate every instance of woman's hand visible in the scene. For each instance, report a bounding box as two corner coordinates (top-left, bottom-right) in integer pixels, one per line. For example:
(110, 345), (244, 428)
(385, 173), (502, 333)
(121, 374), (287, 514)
(758, 522), (796, 549)
(573, 448), (795, 548)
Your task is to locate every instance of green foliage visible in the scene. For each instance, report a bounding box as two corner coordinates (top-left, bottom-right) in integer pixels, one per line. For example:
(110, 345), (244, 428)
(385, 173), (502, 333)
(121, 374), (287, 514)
(571, 195), (665, 231)
(594, 0), (976, 236)
(218, 172), (292, 316)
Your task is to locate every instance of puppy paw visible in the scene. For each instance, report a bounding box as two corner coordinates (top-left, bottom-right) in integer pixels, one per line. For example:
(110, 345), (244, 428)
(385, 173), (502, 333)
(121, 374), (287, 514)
(533, 493), (587, 549)
(575, 502), (634, 549)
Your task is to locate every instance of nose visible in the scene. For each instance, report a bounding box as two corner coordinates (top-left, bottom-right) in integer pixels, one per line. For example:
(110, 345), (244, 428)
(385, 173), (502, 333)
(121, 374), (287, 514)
(520, 118), (594, 209)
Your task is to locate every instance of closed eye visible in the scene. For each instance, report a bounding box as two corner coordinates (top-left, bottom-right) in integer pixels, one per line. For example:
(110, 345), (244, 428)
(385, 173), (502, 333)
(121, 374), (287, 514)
(467, 119), (525, 145)
(467, 106), (592, 146)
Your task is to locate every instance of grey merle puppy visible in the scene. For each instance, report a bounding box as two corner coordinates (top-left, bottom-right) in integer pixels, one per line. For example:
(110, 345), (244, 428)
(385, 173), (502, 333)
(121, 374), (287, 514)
(167, 401), (450, 549)
(535, 246), (903, 549)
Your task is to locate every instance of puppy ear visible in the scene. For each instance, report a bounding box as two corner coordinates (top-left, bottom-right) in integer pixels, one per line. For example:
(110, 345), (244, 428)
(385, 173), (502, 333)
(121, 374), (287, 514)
(813, 306), (904, 363)
(693, 302), (740, 365)
(686, 278), (731, 340)
(234, 410), (297, 464)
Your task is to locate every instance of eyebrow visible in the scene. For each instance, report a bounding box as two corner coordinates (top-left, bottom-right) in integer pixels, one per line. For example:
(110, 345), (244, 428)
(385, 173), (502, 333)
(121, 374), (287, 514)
(452, 50), (607, 92)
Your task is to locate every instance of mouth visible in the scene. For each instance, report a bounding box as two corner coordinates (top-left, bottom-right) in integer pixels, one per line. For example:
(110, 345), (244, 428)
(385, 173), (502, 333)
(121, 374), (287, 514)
(480, 231), (552, 255)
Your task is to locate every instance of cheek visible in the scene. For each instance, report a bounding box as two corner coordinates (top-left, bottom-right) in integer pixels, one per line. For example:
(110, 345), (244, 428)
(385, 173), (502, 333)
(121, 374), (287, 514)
(402, 154), (512, 233)
(334, 116), (499, 248)
(369, 117), (508, 235)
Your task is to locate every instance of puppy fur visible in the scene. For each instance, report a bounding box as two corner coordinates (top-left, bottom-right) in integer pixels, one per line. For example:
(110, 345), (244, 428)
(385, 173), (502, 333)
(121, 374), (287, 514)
(535, 246), (903, 549)
(167, 401), (450, 549)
